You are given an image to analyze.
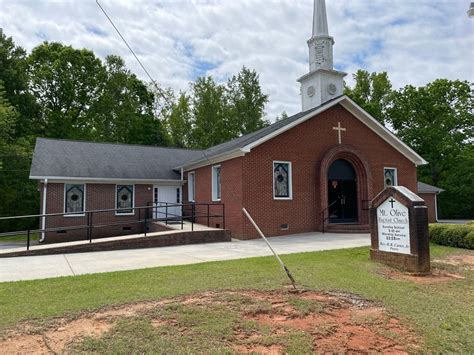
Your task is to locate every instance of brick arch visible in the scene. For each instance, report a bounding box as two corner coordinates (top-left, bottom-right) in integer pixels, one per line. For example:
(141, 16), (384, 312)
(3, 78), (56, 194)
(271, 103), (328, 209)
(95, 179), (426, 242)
(319, 144), (373, 227)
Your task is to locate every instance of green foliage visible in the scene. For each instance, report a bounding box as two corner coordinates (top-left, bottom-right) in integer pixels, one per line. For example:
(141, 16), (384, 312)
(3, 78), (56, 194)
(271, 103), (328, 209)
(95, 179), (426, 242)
(226, 66), (269, 136)
(27, 42), (106, 140)
(388, 80), (473, 185)
(344, 70), (392, 123)
(0, 83), (38, 231)
(429, 224), (474, 249)
(90, 55), (169, 146)
(163, 92), (192, 148)
(190, 76), (229, 148)
(184, 67), (269, 149)
(347, 71), (473, 219)
(0, 30), (269, 232)
(436, 144), (474, 219)
(388, 79), (473, 218)
(275, 110), (289, 122)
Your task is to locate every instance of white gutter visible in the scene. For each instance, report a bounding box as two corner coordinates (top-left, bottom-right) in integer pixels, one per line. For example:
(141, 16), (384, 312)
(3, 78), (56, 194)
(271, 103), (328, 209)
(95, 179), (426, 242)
(40, 178), (48, 242)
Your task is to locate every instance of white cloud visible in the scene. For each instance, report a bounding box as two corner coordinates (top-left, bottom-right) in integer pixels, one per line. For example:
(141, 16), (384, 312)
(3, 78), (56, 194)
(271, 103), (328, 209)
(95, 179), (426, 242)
(0, 0), (473, 121)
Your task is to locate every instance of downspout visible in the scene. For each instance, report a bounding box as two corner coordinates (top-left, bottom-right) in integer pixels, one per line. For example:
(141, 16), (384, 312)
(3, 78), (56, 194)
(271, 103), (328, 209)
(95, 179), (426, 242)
(181, 168), (184, 203)
(435, 192), (439, 222)
(40, 179), (48, 242)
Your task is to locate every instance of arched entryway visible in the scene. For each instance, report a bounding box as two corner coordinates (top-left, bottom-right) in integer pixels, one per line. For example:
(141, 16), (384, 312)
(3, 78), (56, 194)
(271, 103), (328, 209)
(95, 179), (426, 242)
(319, 145), (373, 229)
(327, 159), (358, 223)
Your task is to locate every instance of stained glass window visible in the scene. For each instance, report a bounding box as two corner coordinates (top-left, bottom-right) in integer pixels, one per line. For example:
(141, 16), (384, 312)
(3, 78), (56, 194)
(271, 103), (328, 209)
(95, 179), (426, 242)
(384, 168), (397, 188)
(65, 184), (85, 214)
(116, 185), (134, 214)
(274, 162), (291, 199)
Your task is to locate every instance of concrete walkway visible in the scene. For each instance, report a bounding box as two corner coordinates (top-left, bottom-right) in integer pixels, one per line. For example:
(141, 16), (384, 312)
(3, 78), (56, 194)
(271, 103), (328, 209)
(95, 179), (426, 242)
(0, 232), (370, 283)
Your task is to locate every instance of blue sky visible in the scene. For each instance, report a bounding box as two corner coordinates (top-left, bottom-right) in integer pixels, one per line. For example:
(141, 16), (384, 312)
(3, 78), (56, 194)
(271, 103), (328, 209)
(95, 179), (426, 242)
(1, 0), (473, 119)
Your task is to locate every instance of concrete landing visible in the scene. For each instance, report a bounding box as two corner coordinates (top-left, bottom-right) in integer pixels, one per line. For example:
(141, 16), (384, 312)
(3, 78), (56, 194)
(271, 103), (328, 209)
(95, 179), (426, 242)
(0, 232), (370, 282)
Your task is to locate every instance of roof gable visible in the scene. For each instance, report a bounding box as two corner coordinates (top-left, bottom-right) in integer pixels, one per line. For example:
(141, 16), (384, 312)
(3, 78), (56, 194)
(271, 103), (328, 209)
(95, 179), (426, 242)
(179, 95), (427, 170)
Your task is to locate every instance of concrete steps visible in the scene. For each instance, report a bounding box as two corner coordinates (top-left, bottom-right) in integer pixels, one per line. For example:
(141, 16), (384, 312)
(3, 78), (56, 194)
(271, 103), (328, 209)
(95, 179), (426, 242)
(324, 223), (370, 234)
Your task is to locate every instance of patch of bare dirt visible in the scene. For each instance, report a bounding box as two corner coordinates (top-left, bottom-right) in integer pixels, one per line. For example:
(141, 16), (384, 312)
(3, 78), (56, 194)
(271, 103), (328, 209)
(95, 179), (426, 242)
(379, 267), (465, 284)
(433, 254), (474, 270)
(0, 290), (419, 354)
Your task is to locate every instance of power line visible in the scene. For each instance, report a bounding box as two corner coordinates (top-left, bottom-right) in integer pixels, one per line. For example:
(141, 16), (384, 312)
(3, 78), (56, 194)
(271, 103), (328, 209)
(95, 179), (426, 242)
(95, 0), (216, 168)
(95, 0), (172, 107)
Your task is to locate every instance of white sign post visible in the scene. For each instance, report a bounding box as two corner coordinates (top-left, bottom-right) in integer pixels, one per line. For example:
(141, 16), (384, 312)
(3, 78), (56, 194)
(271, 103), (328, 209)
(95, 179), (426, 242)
(377, 197), (411, 255)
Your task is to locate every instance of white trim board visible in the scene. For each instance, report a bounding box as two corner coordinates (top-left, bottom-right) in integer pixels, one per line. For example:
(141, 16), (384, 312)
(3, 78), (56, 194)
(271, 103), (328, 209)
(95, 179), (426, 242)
(30, 176), (186, 186)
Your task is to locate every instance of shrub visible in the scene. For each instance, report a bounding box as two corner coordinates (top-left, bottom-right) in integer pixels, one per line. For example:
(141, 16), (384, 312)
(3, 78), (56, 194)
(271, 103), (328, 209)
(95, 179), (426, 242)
(429, 224), (474, 249)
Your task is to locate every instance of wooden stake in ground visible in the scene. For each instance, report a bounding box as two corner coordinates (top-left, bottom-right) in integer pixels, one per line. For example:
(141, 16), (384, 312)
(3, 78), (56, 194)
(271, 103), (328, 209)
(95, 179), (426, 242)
(242, 208), (297, 289)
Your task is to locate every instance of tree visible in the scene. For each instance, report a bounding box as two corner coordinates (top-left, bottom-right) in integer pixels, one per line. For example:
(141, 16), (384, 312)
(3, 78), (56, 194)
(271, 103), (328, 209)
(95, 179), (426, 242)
(0, 82), (37, 230)
(163, 92), (192, 148)
(91, 55), (169, 146)
(0, 29), (39, 138)
(27, 42), (106, 139)
(388, 79), (473, 186)
(190, 76), (230, 148)
(275, 111), (289, 122)
(438, 145), (474, 218)
(226, 67), (268, 135)
(344, 70), (392, 124)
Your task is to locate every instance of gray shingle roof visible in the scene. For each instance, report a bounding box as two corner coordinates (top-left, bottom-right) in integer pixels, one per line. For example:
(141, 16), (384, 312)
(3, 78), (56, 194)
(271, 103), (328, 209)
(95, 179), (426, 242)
(417, 182), (445, 194)
(178, 98), (336, 168)
(30, 138), (204, 180)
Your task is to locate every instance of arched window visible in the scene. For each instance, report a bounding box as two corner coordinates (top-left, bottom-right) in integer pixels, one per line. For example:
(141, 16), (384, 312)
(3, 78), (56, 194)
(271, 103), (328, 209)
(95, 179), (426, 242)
(65, 184), (85, 214)
(273, 162), (292, 199)
(116, 185), (134, 214)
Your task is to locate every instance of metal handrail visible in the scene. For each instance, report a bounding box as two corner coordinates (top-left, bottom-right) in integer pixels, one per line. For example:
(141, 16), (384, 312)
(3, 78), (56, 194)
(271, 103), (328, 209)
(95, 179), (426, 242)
(0, 201), (226, 252)
(320, 200), (338, 233)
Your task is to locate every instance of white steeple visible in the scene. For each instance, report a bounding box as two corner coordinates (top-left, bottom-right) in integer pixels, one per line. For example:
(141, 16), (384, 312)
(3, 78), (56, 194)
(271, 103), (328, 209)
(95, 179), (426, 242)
(298, 0), (346, 111)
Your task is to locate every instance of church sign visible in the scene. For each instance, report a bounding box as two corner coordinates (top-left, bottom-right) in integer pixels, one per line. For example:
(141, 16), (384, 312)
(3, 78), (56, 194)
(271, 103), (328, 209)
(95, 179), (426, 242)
(370, 186), (430, 274)
(377, 197), (410, 255)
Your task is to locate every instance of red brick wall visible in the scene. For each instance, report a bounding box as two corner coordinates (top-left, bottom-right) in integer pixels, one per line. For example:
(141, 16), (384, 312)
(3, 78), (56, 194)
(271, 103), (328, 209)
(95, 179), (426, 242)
(419, 193), (438, 223)
(185, 157), (242, 235)
(185, 104), (418, 240)
(41, 183), (153, 243)
(240, 105), (417, 239)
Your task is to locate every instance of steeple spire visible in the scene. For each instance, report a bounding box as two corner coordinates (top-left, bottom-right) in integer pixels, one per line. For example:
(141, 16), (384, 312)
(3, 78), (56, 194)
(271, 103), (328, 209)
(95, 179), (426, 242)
(297, 0), (347, 111)
(313, 0), (329, 36)
(308, 0), (334, 72)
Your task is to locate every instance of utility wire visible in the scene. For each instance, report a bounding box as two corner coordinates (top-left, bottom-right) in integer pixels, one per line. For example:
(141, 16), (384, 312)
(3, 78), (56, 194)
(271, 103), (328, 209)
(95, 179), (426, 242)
(96, 1), (215, 170)
(95, 0), (172, 107)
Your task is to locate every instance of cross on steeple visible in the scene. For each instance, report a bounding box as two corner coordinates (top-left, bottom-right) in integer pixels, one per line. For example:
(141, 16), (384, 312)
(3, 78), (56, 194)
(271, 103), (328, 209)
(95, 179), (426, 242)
(389, 198), (396, 209)
(332, 122), (346, 144)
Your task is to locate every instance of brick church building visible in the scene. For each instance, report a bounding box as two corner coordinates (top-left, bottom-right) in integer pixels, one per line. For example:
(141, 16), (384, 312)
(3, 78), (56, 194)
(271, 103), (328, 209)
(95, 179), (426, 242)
(29, 0), (441, 243)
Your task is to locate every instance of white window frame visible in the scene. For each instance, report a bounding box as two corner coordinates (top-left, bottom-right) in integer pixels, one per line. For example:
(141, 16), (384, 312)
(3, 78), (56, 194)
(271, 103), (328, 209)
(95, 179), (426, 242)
(273, 161), (293, 200)
(64, 183), (86, 217)
(188, 171), (196, 202)
(212, 165), (221, 202)
(384, 167), (398, 187)
(115, 184), (135, 216)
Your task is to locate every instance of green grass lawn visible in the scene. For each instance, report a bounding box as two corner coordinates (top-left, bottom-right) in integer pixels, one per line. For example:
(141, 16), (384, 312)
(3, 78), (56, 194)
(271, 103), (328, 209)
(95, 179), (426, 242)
(0, 232), (39, 243)
(0, 244), (472, 353)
